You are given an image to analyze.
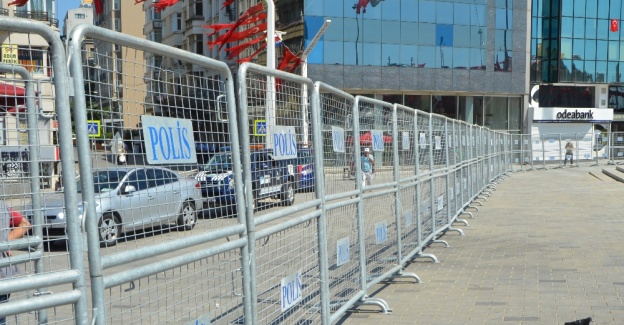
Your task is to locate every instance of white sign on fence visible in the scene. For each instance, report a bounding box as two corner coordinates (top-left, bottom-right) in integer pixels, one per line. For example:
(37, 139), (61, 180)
(142, 116), (197, 164)
(405, 209), (413, 227)
(371, 129), (384, 152)
(280, 271), (303, 312)
(375, 220), (388, 244)
(402, 131), (410, 150)
(336, 237), (350, 267)
(332, 126), (345, 153)
(270, 126), (298, 160)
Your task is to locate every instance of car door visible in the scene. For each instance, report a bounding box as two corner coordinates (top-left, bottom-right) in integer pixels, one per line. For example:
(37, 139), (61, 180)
(117, 169), (152, 230)
(254, 152), (274, 199)
(146, 168), (179, 221)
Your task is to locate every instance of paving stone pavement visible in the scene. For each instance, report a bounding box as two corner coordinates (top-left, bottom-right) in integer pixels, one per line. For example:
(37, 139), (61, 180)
(336, 165), (624, 325)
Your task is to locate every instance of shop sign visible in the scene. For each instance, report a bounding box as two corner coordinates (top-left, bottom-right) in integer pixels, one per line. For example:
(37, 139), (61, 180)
(533, 107), (613, 123)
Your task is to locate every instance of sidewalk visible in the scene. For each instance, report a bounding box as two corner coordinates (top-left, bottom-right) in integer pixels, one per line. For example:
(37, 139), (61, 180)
(337, 165), (624, 325)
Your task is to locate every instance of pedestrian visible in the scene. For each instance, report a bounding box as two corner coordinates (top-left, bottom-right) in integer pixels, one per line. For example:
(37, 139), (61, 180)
(564, 141), (574, 166)
(0, 201), (31, 325)
(361, 148), (375, 188)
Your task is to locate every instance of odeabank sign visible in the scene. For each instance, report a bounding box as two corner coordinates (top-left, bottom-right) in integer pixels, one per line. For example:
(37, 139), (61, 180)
(532, 107), (613, 123)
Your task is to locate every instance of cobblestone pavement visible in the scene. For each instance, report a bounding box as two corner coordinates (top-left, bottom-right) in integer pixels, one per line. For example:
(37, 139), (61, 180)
(337, 165), (624, 325)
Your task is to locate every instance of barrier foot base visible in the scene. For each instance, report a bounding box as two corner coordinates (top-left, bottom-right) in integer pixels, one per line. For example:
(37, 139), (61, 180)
(413, 252), (439, 263)
(453, 218), (469, 226)
(388, 271), (421, 283)
(476, 196), (487, 201)
(447, 227), (464, 236)
(357, 297), (392, 314)
(432, 239), (449, 247)
(460, 211), (474, 218)
(471, 200), (484, 206)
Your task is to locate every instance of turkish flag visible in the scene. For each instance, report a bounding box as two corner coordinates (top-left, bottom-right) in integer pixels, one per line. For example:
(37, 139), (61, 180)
(7, 0), (28, 6)
(611, 19), (619, 32)
(215, 2), (265, 50)
(355, 0), (370, 14)
(152, 0), (181, 13)
(222, 0), (235, 9)
(94, 0), (103, 14)
(226, 35), (264, 60)
(237, 43), (267, 63)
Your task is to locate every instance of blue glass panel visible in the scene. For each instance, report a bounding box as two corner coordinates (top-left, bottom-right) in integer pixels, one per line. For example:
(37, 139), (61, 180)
(586, 0), (598, 18)
(401, 22), (418, 45)
(343, 17), (358, 42)
(597, 0), (609, 19)
(561, 17), (573, 38)
(436, 2), (453, 25)
(304, 16), (325, 64)
(418, 46), (436, 68)
(572, 39), (585, 60)
(597, 40), (608, 60)
(609, 41), (619, 60)
(586, 18), (597, 39)
(401, 0), (418, 22)
(381, 0), (400, 21)
(561, 38), (572, 59)
(344, 41), (357, 65)
(571, 60), (585, 82)
(361, 18), (382, 43)
(382, 44), (401, 66)
(495, 0), (512, 9)
(324, 17), (344, 42)
(573, 18), (585, 38)
(585, 60), (596, 81)
(381, 20), (401, 44)
(418, 23), (436, 46)
(400, 45), (418, 67)
(454, 25), (471, 48)
(596, 61), (607, 82)
(453, 48), (469, 69)
(323, 0), (343, 18)
(496, 9), (512, 30)
(560, 59), (572, 81)
(585, 39), (597, 59)
(454, 3), (470, 26)
(472, 4), (486, 27)
(607, 61), (620, 82)
(419, 1), (436, 24)
(562, 0), (573, 16)
(362, 42), (381, 66)
(620, 43), (624, 61)
(573, 0), (585, 16)
(439, 46), (453, 68)
(470, 48), (485, 69)
(303, 0), (323, 16)
(471, 26), (486, 49)
(612, 0), (622, 18)
(436, 24), (453, 47)
(325, 41), (344, 65)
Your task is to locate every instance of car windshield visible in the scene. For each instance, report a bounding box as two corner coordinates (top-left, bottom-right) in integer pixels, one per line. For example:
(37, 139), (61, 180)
(203, 153), (233, 172)
(77, 170), (127, 194)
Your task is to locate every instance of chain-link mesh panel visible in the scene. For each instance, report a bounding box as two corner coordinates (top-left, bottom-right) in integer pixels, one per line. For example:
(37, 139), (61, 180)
(362, 193), (398, 283)
(104, 250), (245, 324)
(396, 106), (416, 180)
(325, 203), (361, 316)
(430, 115), (448, 173)
(398, 184), (419, 257)
(254, 221), (322, 324)
(419, 178), (434, 242)
(355, 97), (394, 186)
(317, 88), (355, 197)
(432, 175), (448, 231)
(611, 132), (624, 164)
(415, 111), (431, 173)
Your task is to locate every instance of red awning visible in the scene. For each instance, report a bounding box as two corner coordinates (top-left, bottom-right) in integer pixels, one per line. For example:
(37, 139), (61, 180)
(0, 82), (25, 96)
(0, 82), (27, 114)
(347, 132), (393, 145)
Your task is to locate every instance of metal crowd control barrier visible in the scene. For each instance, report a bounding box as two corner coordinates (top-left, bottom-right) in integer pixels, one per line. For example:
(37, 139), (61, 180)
(610, 132), (624, 164)
(0, 19), (89, 325)
(67, 25), (251, 324)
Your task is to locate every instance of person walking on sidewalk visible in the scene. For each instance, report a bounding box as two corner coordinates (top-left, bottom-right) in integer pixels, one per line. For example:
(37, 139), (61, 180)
(361, 148), (375, 188)
(564, 141), (574, 166)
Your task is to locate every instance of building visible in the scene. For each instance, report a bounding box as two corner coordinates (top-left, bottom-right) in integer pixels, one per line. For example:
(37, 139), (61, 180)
(0, 0), (59, 187)
(63, 1), (94, 38)
(92, 0), (146, 133)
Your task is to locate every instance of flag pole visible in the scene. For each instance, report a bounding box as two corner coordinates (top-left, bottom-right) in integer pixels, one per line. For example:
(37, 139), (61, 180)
(265, 0), (276, 149)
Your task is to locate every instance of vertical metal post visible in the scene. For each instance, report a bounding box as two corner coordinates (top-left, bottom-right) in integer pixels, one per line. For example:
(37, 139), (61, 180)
(311, 82), (330, 324)
(428, 115), (435, 236)
(443, 119), (451, 224)
(353, 97), (368, 299)
(392, 105), (402, 265)
(413, 112), (423, 253)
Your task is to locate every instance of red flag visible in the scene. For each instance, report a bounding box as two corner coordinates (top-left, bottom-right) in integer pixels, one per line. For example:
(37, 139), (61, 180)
(222, 0), (235, 9)
(135, 0), (147, 4)
(237, 43), (267, 63)
(611, 19), (619, 32)
(203, 23), (236, 36)
(152, 0), (181, 13)
(287, 58), (302, 73)
(7, 0), (28, 6)
(278, 47), (297, 71)
(355, 0), (370, 14)
(225, 22), (267, 43)
(226, 35), (265, 60)
(215, 2), (265, 51)
(94, 0), (103, 14)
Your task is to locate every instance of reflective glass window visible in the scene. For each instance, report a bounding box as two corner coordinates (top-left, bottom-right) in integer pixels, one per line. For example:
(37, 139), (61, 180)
(560, 59), (572, 81)
(362, 43), (382, 66)
(573, 0), (585, 16)
(400, 45), (418, 67)
(484, 97), (508, 130)
(585, 61), (596, 82)
(453, 48), (469, 69)
(400, 22), (418, 45)
(471, 4), (486, 26)
(471, 26), (486, 49)
(608, 41), (619, 61)
(470, 48), (485, 69)
(620, 42), (624, 61)
(495, 0), (513, 9)
(572, 60), (585, 82)
(596, 61), (607, 82)
(432, 95), (457, 119)
(325, 41), (344, 65)
(400, 1), (418, 22)
(597, 0), (609, 19)
(597, 19), (610, 40)
(381, 0), (400, 21)
(436, 24), (453, 47)
(361, 19), (382, 43)
(585, 39), (597, 60)
(561, 17), (573, 38)
(572, 18), (585, 38)
(382, 44), (400, 66)
(324, 0), (343, 18)
(418, 23), (436, 46)
(494, 30), (512, 72)
(405, 95), (431, 112)
(495, 9), (512, 30)
(454, 3), (470, 26)
(586, 0), (598, 18)
(304, 0), (322, 16)
(418, 46), (436, 68)
(586, 19), (597, 39)
(509, 97), (521, 131)
(343, 18), (358, 41)
(560, 38), (572, 59)
(459, 96), (484, 125)
(562, 1), (573, 16)
(596, 40), (608, 60)
(607, 61), (620, 83)
(572, 39), (585, 61)
(343, 42), (357, 65)
(324, 17), (344, 42)
(419, 1), (436, 24)
(381, 20), (401, 44)
(436, 2), (453, 25)
(611, 0), (621, 17)
(454, 25), (471, 48)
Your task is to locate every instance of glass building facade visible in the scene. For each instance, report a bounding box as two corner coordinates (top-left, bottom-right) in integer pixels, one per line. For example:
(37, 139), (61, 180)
(302, 0), (529, 132)
(531, 0), (624, 128)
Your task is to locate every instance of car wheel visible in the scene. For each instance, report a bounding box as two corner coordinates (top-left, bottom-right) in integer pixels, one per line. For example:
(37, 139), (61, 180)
(99, 213), (121, 247)
(280, 182), (295, 206)
(177, 201), (196, 231)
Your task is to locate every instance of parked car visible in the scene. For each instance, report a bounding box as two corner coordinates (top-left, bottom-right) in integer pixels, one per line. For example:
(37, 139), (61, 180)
(294, 146), (315, 192)
(26, 166), (203, 247)
(195, 148), (296, 214)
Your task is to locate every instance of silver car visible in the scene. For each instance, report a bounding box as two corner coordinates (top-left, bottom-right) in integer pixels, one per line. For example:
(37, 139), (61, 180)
(28, 166), (203, 247)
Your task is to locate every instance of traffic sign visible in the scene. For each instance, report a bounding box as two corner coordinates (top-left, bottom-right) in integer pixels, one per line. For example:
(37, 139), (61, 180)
(254, 119), (267, 136)
(87, 120), (101, 138)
